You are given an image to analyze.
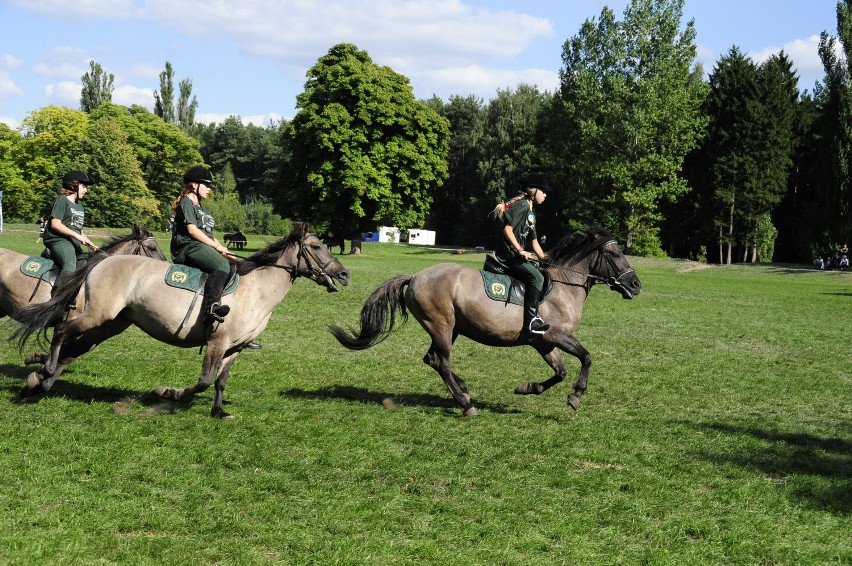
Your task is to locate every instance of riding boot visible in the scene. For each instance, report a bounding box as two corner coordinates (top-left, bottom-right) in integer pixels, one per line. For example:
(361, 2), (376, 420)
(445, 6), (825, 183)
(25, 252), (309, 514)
(523, 286), (549, 337)
(202, 270), (231, 325)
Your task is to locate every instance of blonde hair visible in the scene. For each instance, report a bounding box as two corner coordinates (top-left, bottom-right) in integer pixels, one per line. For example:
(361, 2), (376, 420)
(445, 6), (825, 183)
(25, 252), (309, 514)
(171, 184), (195, 211)
(491, 188), (536, 219)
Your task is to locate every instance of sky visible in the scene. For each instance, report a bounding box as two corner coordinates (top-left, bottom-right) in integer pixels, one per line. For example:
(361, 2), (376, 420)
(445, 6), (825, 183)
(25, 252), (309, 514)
(0, 0), (842, 130)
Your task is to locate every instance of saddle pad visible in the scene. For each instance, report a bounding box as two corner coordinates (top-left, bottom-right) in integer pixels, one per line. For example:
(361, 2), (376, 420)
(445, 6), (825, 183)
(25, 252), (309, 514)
(20, 256), (54, 279)
(480, 270), (552, 306)
(165, 264), (239, 296)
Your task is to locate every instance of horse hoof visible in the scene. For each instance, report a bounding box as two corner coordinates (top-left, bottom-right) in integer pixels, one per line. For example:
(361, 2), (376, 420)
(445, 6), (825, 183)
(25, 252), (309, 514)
(26, 371), (43, 390)
(211, 408), (233, 419)
(567, 394), (581, 411)
(24, 352), (46, 365)
(515, 382), (532, 395)
(153, 386), (181, 400)
(463, 406), (479, 417)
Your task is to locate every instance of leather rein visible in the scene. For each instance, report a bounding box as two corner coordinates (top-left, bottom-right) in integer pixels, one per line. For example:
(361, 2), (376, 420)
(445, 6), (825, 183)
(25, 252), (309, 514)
(541, 239), (635, 293)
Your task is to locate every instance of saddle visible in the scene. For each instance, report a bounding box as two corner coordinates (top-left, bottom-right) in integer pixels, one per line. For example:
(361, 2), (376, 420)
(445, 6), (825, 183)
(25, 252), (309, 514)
(164, 264), (239, 295)
(20, 256), (60, 287)
(480, 254), (552, 306)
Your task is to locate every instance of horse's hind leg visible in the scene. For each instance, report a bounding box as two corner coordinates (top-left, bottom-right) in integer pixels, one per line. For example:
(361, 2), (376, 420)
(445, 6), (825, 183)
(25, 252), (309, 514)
(24, 319), (132, 395)
(515, 335), (590, 410)
(422, 335), (478, 417)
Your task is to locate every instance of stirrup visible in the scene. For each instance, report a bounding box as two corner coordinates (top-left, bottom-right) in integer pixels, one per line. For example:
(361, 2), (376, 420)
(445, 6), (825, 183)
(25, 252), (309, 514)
(207, 303), (230, 324)
(528, 315), (549, 335)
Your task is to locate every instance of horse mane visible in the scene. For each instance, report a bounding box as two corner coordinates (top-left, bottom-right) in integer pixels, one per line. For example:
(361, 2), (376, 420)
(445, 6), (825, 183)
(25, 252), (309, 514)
(547, 226), (615, 267)
(100, 224), (150, 252)
(236, 227), (302, 276)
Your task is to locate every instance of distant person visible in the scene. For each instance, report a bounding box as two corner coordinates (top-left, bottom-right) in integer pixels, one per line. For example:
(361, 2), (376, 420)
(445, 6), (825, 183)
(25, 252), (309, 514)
(35, 216), (46, 243)
(491, 172), (552, 338)
(841, 242), (849, 254)
(170, 166), (233, 327)
(42, 170), (99, 274)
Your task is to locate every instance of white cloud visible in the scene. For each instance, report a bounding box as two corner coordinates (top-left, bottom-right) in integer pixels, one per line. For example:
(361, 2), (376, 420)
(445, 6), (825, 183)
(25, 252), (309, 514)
(44, 80), (81, 104)
(748, 35), (823, 73)
(424, 65), (558, 99)
(0, 115), (21, 129)
(195, 111), (287, 126)
(0, 54), (23, 70)
(112, 84), (154, 108)
(0, 72), (23, 98)
(33, 46), (88, 79)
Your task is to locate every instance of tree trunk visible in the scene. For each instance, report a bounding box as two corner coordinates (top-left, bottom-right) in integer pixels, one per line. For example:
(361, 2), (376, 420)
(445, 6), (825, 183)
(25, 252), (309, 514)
(726, 201), (735, 265)
(349, 239), (363, 255)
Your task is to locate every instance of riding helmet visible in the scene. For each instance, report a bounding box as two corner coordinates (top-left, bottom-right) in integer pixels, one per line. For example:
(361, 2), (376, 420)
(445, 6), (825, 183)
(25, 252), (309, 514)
(183, 165), (214, 186)
(62, 170), (91, 187)
(522, 172), (551, 191)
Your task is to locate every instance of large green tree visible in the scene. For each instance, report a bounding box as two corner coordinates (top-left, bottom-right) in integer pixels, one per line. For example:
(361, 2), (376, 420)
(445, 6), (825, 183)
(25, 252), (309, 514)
(80, 60), (114, 113)
(557, 0), (707, 255)
(283, 43), (449, 238)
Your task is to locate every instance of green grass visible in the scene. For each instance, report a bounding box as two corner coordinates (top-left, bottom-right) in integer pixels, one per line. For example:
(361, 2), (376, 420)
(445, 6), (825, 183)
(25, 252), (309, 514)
(0, 223), (849, 565)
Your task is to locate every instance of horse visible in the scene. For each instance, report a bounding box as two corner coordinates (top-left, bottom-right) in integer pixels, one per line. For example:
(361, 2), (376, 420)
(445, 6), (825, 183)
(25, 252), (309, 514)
(13, 222), (350, 418)
(0, 224), (166, 322)
(224, 230), (247, 250)
(330, 226), (641, 416)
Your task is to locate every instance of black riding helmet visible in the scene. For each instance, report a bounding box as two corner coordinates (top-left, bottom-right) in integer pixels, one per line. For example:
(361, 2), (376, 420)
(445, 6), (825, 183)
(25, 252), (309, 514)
(522, 172), (551, 191)
(62, 170), (90, 188)
(183, 165), (214, 186)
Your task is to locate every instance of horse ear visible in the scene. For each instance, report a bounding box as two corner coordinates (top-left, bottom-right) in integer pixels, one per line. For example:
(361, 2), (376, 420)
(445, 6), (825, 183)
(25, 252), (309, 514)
(300, 221), (310, 237)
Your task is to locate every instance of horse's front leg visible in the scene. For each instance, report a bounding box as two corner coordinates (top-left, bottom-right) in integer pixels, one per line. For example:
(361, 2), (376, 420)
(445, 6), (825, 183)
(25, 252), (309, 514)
(515, 345), (566, 396)
(210, 350), (240, 419)
(152, 342), (227, 407)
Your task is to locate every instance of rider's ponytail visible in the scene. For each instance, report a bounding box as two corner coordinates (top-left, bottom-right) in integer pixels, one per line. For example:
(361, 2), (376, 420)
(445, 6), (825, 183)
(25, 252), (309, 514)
(491, 190), (534, 219)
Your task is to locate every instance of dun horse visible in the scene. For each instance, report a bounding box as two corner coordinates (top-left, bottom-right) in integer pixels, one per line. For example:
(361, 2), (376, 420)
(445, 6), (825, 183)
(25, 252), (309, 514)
(14, 223), (349, 418)
(331, 226), (640, 416)
(0, 224), (166, 321)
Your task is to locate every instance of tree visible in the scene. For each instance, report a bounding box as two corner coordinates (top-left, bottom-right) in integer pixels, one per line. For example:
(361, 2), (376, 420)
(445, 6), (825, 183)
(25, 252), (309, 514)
(80, 60), (114, 113)
(557, 0), (707, 255)
(815, 0), (852, 245)
(81, 116), (159, 227)
(282, 43), (449, 239)
(154, 62), (176, 125)
(0, 124), (31, 220)
(176, 78), (198, 134)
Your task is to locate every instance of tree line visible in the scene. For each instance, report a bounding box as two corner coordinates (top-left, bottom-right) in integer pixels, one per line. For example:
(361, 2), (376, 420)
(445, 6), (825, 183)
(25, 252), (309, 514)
(1, 0), (849, 263)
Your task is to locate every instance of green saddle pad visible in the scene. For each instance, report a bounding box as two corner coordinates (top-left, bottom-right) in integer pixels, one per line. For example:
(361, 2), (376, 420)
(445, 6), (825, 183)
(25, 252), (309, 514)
(480, 270), (551, 306)
(165, 264), (239, 295)
(20, 256), (55, 279)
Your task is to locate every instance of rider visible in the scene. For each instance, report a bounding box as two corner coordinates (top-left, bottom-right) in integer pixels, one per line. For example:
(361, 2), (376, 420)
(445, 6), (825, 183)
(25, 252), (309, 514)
(492, 172), (551, 337)
(43, 170), (100, 274)
(170, 166), (233, 327)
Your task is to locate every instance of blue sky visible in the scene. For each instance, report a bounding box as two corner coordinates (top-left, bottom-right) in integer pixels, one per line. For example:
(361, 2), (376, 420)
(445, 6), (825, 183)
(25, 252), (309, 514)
(0, 0), (841, 129)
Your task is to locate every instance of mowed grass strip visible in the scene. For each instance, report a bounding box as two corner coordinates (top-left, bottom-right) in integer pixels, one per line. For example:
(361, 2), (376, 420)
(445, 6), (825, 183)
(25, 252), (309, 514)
(0, 224), (849, 565)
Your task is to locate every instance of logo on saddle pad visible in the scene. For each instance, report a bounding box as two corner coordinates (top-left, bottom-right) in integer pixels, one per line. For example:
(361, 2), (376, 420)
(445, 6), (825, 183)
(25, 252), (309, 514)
(20, 256), (56, 282)
(479, 270), (551, 306)
(165, 264), (239, 295)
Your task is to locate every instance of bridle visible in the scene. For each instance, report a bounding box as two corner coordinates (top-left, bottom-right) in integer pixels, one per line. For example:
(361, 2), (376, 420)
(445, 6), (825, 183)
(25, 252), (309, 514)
(542, 239), (635, 295)
(271, 235), (337, 285)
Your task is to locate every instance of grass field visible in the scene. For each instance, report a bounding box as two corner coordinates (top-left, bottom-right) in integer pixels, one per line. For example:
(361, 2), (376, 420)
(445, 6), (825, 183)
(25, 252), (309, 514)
(0, 223), (849, 565)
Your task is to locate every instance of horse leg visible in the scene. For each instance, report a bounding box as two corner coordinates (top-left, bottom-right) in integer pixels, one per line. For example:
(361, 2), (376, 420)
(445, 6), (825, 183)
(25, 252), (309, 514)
(422, 337), (478, 417)
(23, 319), (132, 395)
(152, 342), (228, 412)
(514, 345), (566, 396)
(210, 351), (240, 419)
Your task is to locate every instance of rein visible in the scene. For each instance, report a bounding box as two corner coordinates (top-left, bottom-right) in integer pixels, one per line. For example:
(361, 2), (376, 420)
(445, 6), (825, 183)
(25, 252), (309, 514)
(541, 239), (635, 292)
(266, 236), (336, 285)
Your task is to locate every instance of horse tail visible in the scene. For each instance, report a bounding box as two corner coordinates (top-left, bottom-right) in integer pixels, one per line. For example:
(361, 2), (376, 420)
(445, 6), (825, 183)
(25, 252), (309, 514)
(329, 274), (411, 350)
(13, 254), (108, 351)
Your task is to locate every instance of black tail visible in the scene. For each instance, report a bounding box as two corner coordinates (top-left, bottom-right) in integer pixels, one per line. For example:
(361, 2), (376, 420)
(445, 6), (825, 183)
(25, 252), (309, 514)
(13, 253), (109, 351)
(329, 275), (411, 350)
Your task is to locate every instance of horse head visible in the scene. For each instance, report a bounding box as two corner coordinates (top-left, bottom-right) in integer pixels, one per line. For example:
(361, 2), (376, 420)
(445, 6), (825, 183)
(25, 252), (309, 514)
(238, 222), (350, 292)
(547, 227), (641, 299)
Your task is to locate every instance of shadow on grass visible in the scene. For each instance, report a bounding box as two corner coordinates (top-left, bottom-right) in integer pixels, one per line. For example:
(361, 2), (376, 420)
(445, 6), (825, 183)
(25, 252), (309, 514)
(280, 384), (522, 415)
(2, 371), (196, 416)
(691, 422), (852, 515)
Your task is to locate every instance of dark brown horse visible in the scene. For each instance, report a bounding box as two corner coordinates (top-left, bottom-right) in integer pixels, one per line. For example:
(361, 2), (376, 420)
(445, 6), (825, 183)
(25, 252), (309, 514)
(330, 226), (640, 416)
(0, 224), (166, 321)
(14, 223), (349, 418)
